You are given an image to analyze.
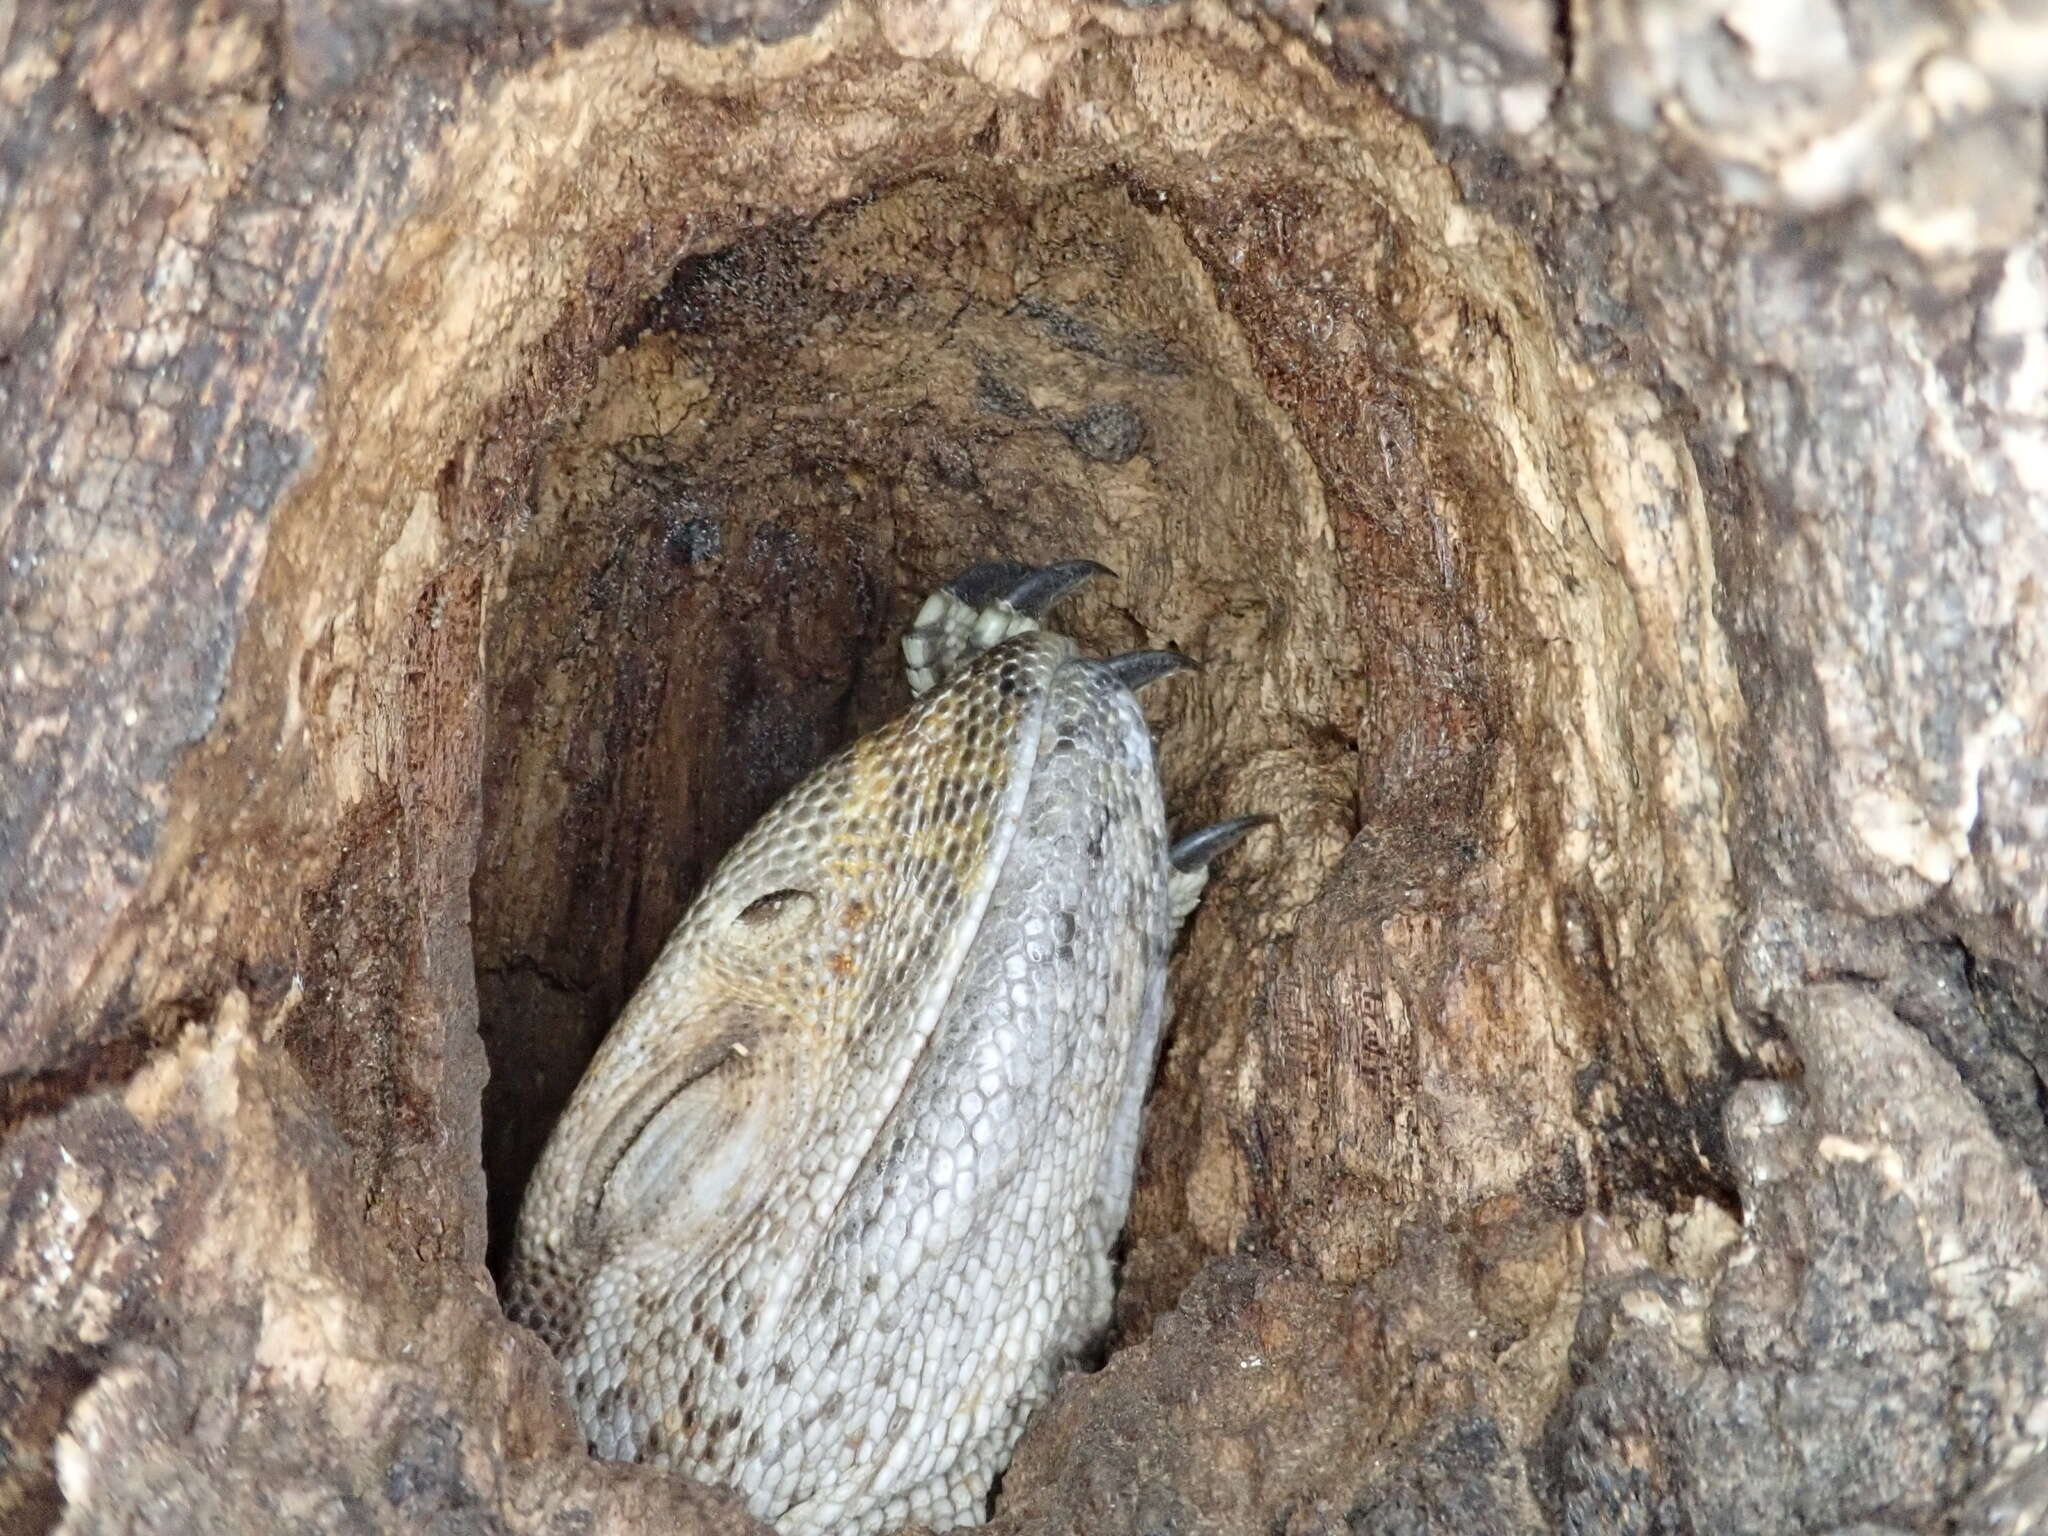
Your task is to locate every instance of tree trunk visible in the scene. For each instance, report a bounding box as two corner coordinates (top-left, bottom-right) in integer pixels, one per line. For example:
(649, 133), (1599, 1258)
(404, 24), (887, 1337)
(4, 0), (2044, 1530)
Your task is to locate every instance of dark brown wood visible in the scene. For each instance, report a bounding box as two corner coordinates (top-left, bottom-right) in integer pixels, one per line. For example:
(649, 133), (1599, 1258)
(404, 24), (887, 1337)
(4, 0), (2046, 1531)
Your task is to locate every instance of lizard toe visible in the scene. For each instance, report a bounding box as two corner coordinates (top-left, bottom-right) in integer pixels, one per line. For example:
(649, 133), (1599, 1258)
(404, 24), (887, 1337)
(1167, 814), (1273, 926)
(904, 557), (1114, 696)
(987, 558), (1114, 617)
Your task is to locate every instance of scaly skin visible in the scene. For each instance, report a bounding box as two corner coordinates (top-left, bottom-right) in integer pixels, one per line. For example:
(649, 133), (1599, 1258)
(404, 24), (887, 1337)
(507, 565), (1250, 1534)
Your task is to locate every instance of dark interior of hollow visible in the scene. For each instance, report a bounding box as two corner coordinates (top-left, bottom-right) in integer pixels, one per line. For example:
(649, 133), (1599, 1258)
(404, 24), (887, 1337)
(470, 225), (893, 1273)
(465, 147), (1702, 1318)
(471, 165), (1302, 1272)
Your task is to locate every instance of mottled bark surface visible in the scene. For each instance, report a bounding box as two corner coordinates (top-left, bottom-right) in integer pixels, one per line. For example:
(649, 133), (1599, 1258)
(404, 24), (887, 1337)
(2, 0), (2043, 1530)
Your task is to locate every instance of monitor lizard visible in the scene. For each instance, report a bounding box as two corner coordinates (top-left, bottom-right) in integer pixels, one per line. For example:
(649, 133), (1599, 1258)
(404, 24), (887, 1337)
(506, 559), (1265, 1534)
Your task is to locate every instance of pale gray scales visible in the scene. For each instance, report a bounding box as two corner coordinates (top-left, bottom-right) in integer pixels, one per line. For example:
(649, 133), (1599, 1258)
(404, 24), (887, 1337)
(506, 560), (1264, 1534)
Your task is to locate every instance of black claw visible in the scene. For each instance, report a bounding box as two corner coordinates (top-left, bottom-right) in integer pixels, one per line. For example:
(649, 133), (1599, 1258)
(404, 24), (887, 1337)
(1102, 649), (1198, 692)
(1002, 558), (1116, 617)
(1169, 815), (1274, 873)
(944, 559), (1037, 609)
(946, 558), (1114, 616)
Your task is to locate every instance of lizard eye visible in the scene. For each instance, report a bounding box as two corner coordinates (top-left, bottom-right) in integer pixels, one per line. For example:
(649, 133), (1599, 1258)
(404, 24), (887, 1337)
(735, 888), (816, 926)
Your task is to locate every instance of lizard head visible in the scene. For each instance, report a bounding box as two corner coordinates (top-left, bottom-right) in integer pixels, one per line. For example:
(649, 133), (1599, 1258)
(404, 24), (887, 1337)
(511, 628), (1081, 1332)
(506, 558), (1269, 1530)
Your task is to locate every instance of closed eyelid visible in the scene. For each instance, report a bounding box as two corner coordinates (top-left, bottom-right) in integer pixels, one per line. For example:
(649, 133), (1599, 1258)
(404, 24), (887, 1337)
(585, 1032), (757, 1228)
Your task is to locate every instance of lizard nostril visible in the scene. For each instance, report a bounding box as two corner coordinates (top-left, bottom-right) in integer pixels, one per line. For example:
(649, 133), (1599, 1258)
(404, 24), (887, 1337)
(736, 888), (817, 925)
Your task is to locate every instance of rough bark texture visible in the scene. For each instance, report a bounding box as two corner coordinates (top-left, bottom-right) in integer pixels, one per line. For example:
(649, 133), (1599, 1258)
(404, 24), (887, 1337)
(2, 0), (2042, 1531)
(6, 995), (764, 1534)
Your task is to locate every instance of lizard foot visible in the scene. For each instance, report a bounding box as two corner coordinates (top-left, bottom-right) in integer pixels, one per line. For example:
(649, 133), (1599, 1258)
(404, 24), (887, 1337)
(903, 557), (1111, 696)
(1168, 814), (1274, 925)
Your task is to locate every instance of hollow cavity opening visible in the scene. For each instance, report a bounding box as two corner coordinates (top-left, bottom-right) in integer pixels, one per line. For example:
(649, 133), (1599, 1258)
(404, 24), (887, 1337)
(446, 57), (1737, 1352)
(470, 161), (1371, 1273)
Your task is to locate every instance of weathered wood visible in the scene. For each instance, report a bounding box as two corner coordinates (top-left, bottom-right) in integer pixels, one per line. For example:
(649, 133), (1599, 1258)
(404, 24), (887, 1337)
(3, 0), (2045, 1530)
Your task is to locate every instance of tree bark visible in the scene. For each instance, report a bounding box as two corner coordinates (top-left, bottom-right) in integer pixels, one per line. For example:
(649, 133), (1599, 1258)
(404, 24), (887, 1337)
(4, 0), (2045, 1530)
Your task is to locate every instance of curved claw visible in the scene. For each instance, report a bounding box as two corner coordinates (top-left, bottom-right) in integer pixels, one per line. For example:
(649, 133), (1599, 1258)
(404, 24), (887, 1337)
(905, 558), (1116, 699)
(942, 559), (1036, 610)
(1101, 649), (1198, 693)
(993, 558), (1116, 617)
(1169, 814), (1274, 873)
